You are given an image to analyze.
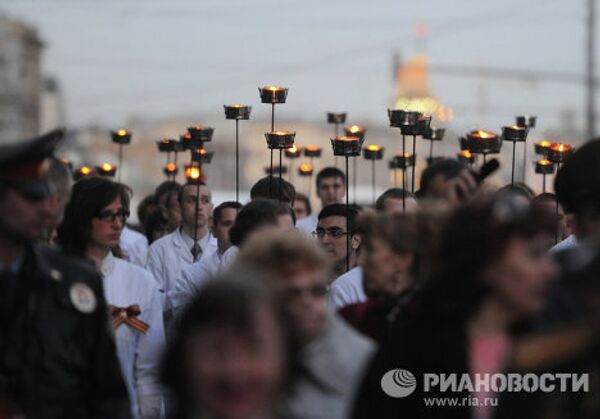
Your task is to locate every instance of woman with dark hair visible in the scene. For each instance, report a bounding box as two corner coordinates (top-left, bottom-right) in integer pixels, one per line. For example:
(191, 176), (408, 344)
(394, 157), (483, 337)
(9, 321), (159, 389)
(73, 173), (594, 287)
(353, 195), (557, 419)
(57, 177), (165, 419)
(163, 270), (297, 419)
(293, 192), (312, 220)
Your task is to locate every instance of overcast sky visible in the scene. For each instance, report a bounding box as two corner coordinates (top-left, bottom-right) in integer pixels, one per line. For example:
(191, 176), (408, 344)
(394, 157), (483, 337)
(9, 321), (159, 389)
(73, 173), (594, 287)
(0, 0), (593, 136)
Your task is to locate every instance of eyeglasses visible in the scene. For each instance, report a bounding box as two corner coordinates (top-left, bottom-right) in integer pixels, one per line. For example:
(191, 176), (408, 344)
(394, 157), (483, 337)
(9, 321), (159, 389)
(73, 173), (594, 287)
(312, 227), (349, 239)
(96, 209), (130, 223)
(283, 283), (328, 300)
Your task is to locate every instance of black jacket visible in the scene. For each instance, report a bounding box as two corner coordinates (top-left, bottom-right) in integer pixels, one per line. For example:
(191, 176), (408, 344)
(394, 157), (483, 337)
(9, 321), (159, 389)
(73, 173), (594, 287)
(0, 243), (131, 419)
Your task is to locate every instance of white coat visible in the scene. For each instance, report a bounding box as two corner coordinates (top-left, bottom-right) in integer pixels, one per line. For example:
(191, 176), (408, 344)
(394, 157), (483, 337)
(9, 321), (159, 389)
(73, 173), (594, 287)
(101, 252), (165, 419)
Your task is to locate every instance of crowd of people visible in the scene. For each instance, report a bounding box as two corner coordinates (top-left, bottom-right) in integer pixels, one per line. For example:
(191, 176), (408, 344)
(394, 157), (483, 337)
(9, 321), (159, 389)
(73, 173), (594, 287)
(0, 128), (599, 419)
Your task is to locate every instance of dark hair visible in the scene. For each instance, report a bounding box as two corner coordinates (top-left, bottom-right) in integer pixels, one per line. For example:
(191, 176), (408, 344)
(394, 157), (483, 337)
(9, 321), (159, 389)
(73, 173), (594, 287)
(533, 192), (558, 205)
(411, 195), (556, 325)
(161, 269), (297, 419)
(418, 158), (466, 197)
(229, 199), (280, 247)
(137, 194), (157, 228)
(496, 183), (535, 202)
(555, 139), (600, 216)
(250, 177), (296, 204)
(213, 201), (242, 226)
(154, 181), (181, 206)
(316, 167), (346, 188)
(57, 176), (130, 258)
(294, 192), (312, 216)
(375, 188), (417, 211)
(318, 203), (360, 233)
(144, 208), (167, 244)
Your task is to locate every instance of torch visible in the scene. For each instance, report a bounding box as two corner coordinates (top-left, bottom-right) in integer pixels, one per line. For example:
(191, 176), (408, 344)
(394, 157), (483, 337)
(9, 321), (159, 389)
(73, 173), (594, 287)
(74, 165), (93, 181)
(457, 150), (475, 167)
(298, 163), (314, 197)
(388, 110), (430, 193)
(516, 115), (536, 183)
(96, 163), (117, 178)
(535, 140), (552, 156)
(501, 124), (529, 186)
(345, 125), (366, 203)
(284, 145), (301, 184)
(328, 112), (347, 166)
(423, 126), (445, 163)
(464, 129), (502, 165)
(183, 125), (215, 262)
(535, 159), (555, 193)
(110, 129), (131, 182)
(265, 131), (296, 201)
(224, 104), (251, 203)
(331, 135), (365, 272)
(363, 145), (385, 206)
(547, 142), (574, 243)
(388, 153), (415, 212)
(157, 138), (178, 180)
(163, 163), (178, 179)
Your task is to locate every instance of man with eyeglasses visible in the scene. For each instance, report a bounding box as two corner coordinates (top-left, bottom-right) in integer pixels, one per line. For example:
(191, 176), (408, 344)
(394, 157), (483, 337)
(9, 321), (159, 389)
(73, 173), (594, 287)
(313, 203), (362, 280)
(0, 130), (131, 418)
(236, 228), (375, 419)
(146, 181), (217, 339)
(297, 167), (346, 235)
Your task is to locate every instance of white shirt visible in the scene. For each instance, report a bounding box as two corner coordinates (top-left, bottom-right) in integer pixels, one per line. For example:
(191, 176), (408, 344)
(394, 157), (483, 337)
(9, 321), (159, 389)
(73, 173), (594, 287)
(101, 252), (165, 419)
(550, 234), (578, 253)
(296, 213), (318, 236)
(120, 226), (149, 268)
(328, 266), (367, 310)
(170, 245), (239, 312)
(146, 228), (217, 309)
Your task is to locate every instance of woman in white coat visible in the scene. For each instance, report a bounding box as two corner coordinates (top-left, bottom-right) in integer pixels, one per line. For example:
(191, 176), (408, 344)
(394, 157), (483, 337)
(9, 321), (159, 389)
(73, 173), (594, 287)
(58, 176), (165, 419)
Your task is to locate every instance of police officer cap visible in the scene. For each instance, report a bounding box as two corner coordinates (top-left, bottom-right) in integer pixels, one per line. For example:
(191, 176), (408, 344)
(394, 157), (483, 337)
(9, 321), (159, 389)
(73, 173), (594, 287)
(0, 128), (65, 200)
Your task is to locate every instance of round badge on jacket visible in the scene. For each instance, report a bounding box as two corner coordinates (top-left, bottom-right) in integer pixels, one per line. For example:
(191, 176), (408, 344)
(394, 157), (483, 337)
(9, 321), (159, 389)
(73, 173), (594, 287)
(69, 282), (97, 314)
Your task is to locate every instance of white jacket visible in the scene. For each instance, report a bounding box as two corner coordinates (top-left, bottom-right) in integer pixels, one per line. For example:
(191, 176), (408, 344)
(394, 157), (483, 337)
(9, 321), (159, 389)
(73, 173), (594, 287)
(102, 252), (165, 419)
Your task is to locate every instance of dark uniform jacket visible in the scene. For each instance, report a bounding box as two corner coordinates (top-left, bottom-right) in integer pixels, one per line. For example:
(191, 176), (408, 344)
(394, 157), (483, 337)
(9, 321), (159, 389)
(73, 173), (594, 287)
(0, 243), (131, 419)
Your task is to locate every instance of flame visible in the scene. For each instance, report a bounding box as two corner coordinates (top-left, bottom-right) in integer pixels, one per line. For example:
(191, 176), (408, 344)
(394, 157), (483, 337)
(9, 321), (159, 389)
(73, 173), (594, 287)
(306, 145), (321, 151)
(367, 145), (381, 151)
(264, 86), (283, 91)
(538, 140), (551, 147)
(336, 136), (359, 141)
(194, 125), (205, 130)
(101, 163), (113, 171)
(272, 131), (290, 135)
(228, 104), (245, 108)
(349, 125), (364, 134)
(287, 145), (299, 153)
(116, 129), (128, 136)
(182, 133), (191, 139)
(166, 163), (177, 171)
(80, 166), (92, 175)
(299, 164), (313, 173)
(196, 149), (207, 155)
(185, 166), (201, 180)
(475, 129), (495, 139)
(459, 150), (472, 158)
(551, 143), (571, 152)
(510, 125), (525, 130)
(402, 153), (412, 158)
(538, 159), (551, 166)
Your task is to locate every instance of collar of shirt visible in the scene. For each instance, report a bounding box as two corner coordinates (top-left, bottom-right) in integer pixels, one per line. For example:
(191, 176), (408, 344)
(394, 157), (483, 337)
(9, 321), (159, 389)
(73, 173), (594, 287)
(178, 227), (212, 252)
(100, 251), (116, 279)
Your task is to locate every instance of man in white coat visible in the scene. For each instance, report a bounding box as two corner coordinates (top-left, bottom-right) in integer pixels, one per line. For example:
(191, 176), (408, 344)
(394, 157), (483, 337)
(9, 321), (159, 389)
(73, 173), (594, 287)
(146, 181), (216, 337)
